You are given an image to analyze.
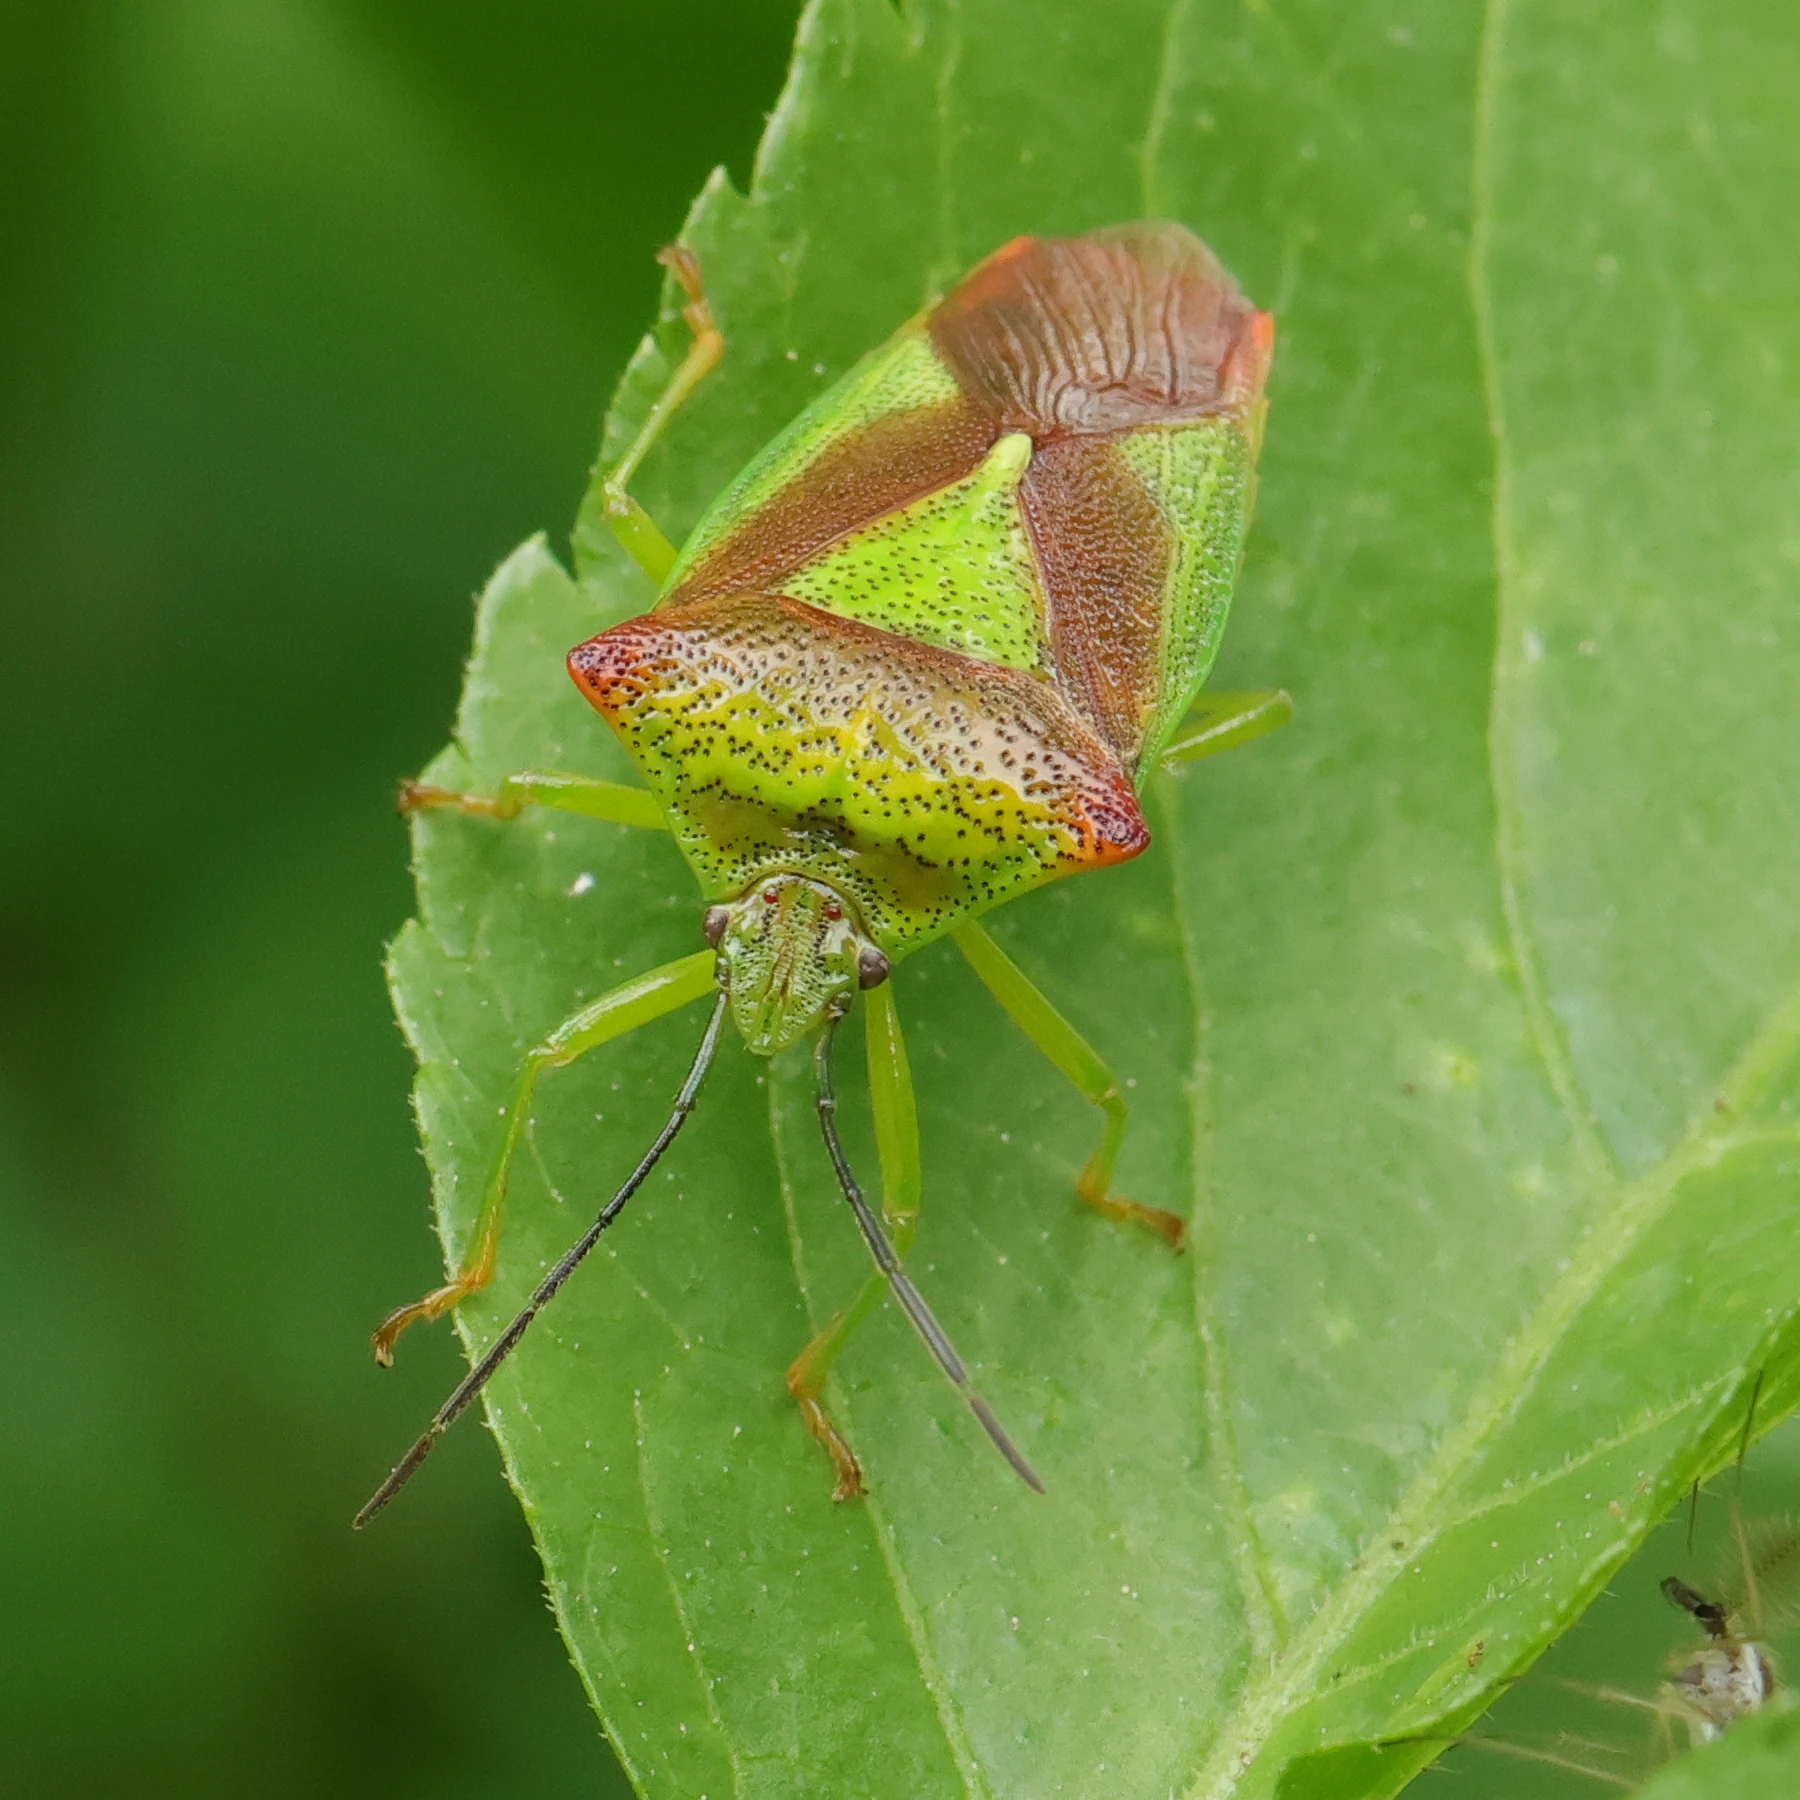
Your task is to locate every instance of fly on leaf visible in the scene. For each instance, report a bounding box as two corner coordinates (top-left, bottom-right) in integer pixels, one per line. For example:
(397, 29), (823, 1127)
(359, 222), (1290, 1525)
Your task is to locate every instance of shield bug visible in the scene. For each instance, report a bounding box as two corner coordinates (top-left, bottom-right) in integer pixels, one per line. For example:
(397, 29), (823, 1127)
(358, 223), (1290, 1525)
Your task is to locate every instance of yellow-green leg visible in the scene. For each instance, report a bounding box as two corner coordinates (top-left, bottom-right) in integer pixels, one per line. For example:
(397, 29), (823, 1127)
(400, 769), (669, 829)
(953, 919), (1185, 1249)
(786, 979), (920, 1499)
(1160, 687), (1292, 770)
(372, 949), (719, 1364)
(601, 244), (725, 586)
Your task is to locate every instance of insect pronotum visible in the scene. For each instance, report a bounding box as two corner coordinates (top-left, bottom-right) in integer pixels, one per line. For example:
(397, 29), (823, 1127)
(358, 223), (1290, 1526)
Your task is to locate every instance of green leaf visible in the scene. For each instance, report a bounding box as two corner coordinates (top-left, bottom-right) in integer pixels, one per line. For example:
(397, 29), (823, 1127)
(385, 2), (1800, 1795)
(1633, 1705), (1800, 1800)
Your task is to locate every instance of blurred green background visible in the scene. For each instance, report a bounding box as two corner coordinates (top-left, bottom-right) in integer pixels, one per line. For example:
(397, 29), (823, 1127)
(0, 2), (794, 1793)
(5, 3), (1798, 1796)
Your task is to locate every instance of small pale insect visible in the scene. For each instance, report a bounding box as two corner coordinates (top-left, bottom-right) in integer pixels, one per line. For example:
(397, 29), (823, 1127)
(1449, 1505), (1798, 1788)
(358, 223), (1289, 1525)
(1656, 1566), (1782, 1747)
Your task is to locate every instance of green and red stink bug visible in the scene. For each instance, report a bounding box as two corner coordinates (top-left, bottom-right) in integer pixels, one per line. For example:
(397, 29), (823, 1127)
(358, 222), (1289, 1525)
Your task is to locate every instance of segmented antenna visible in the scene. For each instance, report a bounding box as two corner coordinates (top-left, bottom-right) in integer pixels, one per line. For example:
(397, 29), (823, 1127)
(1663, 1575), (1732, 1640)
(354, 993), (730, 1528)
(813, 1008), (1045, 1494)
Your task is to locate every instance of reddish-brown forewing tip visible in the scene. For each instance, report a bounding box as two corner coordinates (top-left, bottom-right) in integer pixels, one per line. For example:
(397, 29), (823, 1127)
(947, 234), (1039, 306)
(1079, 769), (1152, 868)
(567, 626), (653, 720)
(1224, 309), (1276, 415)
(928, 223), (1265, 439)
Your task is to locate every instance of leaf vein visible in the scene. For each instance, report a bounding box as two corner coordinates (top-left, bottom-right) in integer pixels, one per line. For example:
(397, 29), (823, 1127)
(766, 1058), (994, 1800)
(1136, 0), (1188, 218)
(1181, 931), (1800, 1795)
(1429, 1386), (1725, 1538)
(1470, 0), (1618, 1185)
(1160, 783), (1285, 1668)
(931, 0), (963, 285)
(630, 1390), (749, 1800)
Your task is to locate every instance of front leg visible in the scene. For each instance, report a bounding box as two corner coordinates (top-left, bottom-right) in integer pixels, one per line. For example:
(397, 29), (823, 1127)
(952, 919), (1184, 1249)
(372, 949), (718, 1364)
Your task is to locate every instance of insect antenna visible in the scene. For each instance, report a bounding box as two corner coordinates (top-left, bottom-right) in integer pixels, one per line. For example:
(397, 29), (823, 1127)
(1662, 1574), (1733, 1641)
(355, 992), (730, 1529)
(1737, 1366), (1767, 1473)
(812, 1007), (1045, 1494)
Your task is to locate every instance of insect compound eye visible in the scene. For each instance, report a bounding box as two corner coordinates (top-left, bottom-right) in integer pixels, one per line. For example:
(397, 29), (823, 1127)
(857, 946), (891, 989)
(762, 885), (780, 905)
(702, 905), (730, 947)
(823, 900), (843, 922)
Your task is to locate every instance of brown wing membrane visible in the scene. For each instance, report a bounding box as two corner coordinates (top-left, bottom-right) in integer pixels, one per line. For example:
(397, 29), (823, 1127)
(667, 396), (994, 608)
(927, 222), (1265, 439)
(928, 222), (1271, 765)
(670, 224), (1268, 769)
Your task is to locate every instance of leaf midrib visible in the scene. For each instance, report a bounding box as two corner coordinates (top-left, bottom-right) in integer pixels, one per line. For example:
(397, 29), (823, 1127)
(1162, 782), (1286, 1680)
(631, 1389), (751, 1798)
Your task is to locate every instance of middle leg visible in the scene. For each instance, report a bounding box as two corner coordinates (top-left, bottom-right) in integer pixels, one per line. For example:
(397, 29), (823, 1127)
(952, 918), (1185, 1249)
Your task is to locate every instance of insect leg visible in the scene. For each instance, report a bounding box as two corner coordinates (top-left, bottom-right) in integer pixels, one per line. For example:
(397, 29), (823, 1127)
(953, 919), (1184, 1249)
(786, 981), (921, 1499)
(1733, 1365), (1767, 1627)
(1450, 1736), (1635, 1788)
(358, 992), (729, 1527)
(1160, 687), (1293, 770)
(371, 949), (719, 1364)
(812, 1006), (1043, 1495)
(600, 245), (725, 586)
(399, 769), (669, 830)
